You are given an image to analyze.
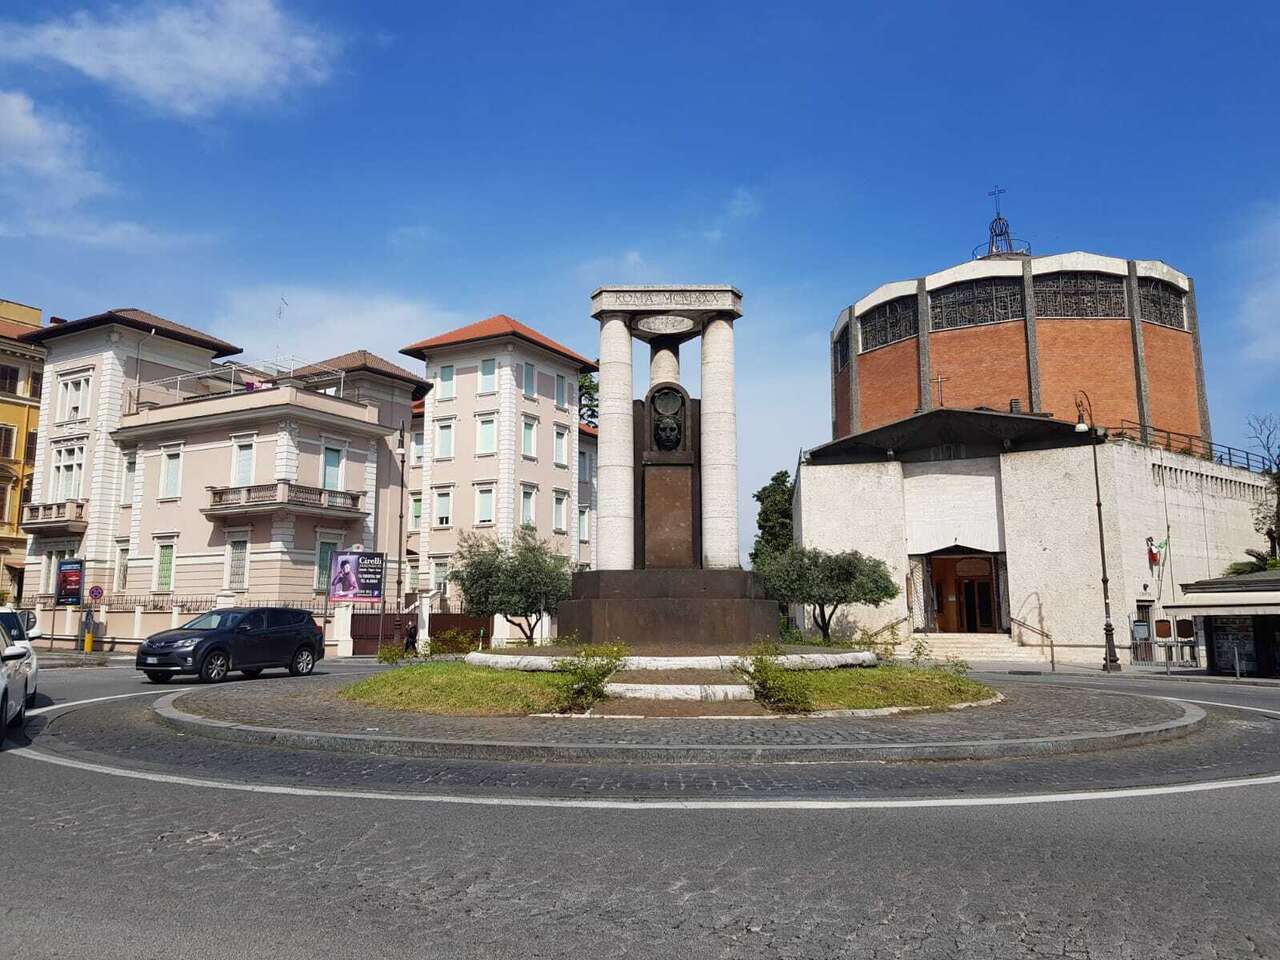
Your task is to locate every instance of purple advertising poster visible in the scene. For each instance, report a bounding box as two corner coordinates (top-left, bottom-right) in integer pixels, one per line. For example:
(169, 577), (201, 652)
(327, 551), (385, 604)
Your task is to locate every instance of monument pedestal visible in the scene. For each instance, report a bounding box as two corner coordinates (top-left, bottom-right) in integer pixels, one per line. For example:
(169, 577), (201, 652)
(558, 570), (778, 653)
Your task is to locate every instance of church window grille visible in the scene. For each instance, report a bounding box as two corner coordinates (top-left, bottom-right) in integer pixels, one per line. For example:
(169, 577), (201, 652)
(832, 324), (851, 371)
(1032, 272), (1127, 318)
(1137, 278), (1186, 330)
(930, 277), (1025, 330)
(858, 296), (918, 352)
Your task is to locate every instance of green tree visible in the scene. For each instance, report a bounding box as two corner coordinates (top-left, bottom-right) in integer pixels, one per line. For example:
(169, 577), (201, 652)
(1224, 549), (1280, 577)
(756, 545), (898, 641)
(749, 470), (794, 566)
(578, 372), (599, 427)
(450, 528), (573, 641)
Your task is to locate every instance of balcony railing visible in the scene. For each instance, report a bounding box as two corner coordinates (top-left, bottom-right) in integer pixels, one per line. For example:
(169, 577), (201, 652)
(203, 482), (366, 518)
(21, 500), (89, 534)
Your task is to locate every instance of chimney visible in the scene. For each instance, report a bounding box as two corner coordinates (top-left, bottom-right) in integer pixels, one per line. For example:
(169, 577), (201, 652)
(49, 316), (67, 326)
(1009, 398), (1022, 413)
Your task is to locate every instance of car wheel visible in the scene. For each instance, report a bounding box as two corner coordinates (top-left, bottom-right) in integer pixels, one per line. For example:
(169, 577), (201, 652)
(8, 688), (24, 728)
(200, 650), (230, 683)
(0, 694), (7, 744)
(25, 683), (37, 708)
(240, 668), (263, 679)
(144, 671), (172, 684)
(289, 647), (315, 677)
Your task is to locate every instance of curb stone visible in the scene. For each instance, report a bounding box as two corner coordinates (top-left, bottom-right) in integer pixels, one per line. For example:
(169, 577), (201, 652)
(152, 689), (1207, 765)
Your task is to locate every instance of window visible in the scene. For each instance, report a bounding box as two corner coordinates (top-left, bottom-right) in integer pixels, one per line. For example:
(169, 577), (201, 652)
(553, 492), (567, 532)
(432, 560), (450, 595)
(554, 426), (568, 466)
(434, 421), (454, 458)
(410, 495), (422, 530)
(405, 561), (419, 593)
(433, 489), (452, 526)
(859, 296), (918, 352)
(411, 430), (424, 465)
(930, 277), (1025, 330)
(120, 454), (136, 505)
(475, 486), (494, 524)
(155, 542), (175, 592)
(159, 447), (182, 499)
(52, 444), (85, 500)
(322, 445), (343, 490)
(555, 374), (567, 408)
(578, 507), (589, 542)
(0, 425), (14, 459)
(438, 364), (455, 399)
(315, 539), (337, 590)
(522, 418), (537, 457)
(57, 373), (91, 421)
(523, 362), (536, 399)
(521, 487), (535, 526)
(227, 538), (248, 590)
(1032, 272), (1127, 319)
(27, 369), (41, 401)
(578, 449), (588, 476)
(232, 440), (254, 486)
(44, 549), (69, 594)
(0, 365), (18, 394)
(832, 324), (851, 372)
(478, 358), (496, 393)
(115, 546), (129, 591)
(24, 430), (37, 462)
(0, 485), (9, 522)
(476, 417), (496, 455)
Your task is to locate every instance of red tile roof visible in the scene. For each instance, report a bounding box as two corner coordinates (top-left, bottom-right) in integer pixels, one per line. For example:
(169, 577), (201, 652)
(0, 318), (44, 344)
(578, 423), (598, 439)
(400, 314), (596, 372)
(22, 307), (241, 358)
(296, 350), (428, 388)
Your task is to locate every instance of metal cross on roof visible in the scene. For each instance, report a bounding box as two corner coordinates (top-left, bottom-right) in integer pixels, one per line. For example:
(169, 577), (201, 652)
(988, 185), (1006, 216)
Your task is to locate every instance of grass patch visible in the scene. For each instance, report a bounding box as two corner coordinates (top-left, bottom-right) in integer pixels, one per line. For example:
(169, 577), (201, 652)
(792, 663), (994, 712)
(340, 661), (572, 716)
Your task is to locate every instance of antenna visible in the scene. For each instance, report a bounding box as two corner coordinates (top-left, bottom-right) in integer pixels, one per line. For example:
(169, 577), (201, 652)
(274, 296), (288, 368)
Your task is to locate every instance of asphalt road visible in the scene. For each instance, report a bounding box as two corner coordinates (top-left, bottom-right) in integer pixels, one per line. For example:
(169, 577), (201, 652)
(3, 662), (1280, 959)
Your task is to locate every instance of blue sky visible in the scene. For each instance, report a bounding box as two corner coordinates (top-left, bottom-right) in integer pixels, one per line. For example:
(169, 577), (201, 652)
(2, 1), (1278, 552)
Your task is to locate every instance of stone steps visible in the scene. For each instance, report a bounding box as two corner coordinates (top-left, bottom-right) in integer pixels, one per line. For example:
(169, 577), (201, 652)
(903, 633), (1050, 663)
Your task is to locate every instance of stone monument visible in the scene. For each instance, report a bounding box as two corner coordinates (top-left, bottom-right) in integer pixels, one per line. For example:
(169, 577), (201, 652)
(557, 285), (779, 651)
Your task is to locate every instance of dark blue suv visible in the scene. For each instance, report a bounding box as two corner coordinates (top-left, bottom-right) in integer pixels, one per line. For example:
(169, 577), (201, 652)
(136, 607), (324, 683)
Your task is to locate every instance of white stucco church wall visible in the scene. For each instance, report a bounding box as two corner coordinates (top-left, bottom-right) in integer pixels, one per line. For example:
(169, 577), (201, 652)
(795, 436), (1268, 665)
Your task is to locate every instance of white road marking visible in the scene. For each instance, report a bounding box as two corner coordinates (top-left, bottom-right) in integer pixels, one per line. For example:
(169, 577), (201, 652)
(6, 745), (1280, 810)
(27, 689), (194, 716)
(1156, 696), (1280, 718)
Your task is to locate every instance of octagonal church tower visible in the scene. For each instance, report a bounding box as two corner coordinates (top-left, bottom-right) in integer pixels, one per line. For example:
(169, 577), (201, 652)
(829, 215), (1210, 445)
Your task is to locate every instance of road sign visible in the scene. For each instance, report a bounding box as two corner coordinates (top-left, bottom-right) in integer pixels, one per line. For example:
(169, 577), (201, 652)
(88, 584), (104, 602)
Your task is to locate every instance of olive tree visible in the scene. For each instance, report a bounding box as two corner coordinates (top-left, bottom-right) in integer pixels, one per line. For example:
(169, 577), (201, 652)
(450, 528), (573, 641)
(756, 545), (898, 641)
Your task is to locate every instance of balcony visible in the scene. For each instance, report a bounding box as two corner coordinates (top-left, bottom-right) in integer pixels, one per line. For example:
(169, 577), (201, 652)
(202, 482), (368, 521)
(22, 500), (89, 535)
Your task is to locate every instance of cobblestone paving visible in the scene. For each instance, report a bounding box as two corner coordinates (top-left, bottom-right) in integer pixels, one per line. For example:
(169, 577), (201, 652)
(25, 697), (1280, 801)
(175, 674), (1184, 746)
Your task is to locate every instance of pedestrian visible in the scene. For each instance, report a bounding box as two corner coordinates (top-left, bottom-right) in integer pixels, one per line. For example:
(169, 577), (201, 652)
(404, 618), (418, 655)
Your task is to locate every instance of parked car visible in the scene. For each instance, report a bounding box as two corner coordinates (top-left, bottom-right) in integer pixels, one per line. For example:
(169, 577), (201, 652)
(135, 607), (324, 683)
(0, 606), (39, 706)
(1, 612), (38, 741)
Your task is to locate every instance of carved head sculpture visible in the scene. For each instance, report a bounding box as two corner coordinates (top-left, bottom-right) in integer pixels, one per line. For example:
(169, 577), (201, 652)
(655, 416), (681, 451)
(651, 387), (684, 452)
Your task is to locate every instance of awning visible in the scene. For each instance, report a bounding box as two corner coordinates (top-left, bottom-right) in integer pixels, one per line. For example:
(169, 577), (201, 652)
(1163, 591), (1280, 618)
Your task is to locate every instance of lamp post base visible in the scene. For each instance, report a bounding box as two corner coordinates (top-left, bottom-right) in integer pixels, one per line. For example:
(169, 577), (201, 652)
(1102, 624), (1122, 672)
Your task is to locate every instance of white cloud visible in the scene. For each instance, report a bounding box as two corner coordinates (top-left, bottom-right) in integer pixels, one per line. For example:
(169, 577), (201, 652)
(703, 187), (761, 243)
(0, 90), (106, 209)
(215, 286), (467, 365)
(1239, 204), (1280, 362)
(575, 249), (655, 285)
(1, 0), (338, 117)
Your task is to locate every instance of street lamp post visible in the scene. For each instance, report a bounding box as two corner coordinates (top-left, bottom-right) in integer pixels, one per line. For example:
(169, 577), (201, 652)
(1075, 391), (1122, 672)
(395, 422), (407, 608)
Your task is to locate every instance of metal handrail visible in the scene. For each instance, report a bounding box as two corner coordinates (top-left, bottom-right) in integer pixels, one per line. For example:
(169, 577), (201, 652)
(1010, 617), (1055, 672)
(1111, 420), (1271, 474)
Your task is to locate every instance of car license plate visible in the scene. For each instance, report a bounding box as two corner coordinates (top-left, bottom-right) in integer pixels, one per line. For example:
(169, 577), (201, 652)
(145, 657), (158, 664)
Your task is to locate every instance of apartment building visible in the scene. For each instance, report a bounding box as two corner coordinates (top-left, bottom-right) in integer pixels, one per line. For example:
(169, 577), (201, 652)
(400, 315), (598, 625)
(0, 299), (46, 600)
(20, 309), (426, 621)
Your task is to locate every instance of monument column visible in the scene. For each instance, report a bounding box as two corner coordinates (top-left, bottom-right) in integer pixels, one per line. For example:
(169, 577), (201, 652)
(597, 311), (635, 569)
(700, 314), (739, 568)
(649, 338), (680, 385)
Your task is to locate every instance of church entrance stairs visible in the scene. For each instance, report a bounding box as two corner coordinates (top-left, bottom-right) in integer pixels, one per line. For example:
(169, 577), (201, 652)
(909, 632), (1050, 664)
